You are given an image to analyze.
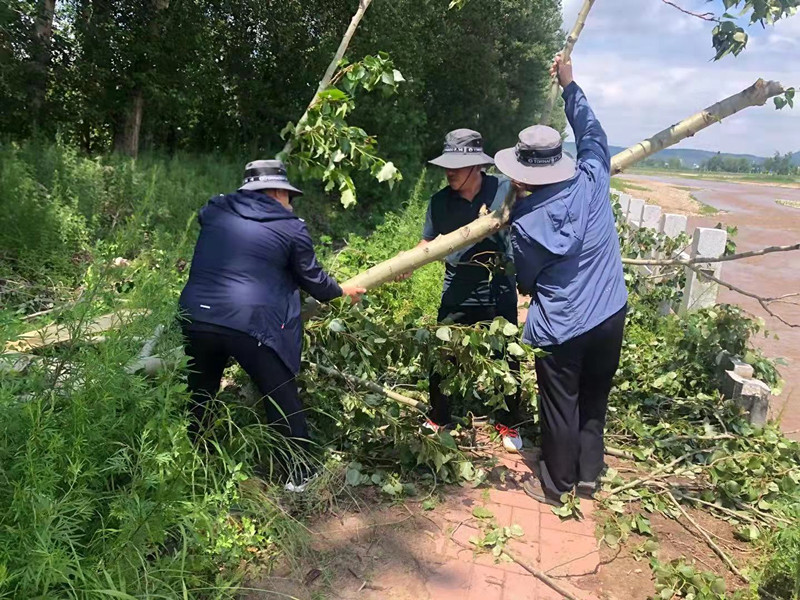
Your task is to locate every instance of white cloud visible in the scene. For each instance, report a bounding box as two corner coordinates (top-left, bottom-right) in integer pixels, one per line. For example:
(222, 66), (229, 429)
(559, 0), (800, 155)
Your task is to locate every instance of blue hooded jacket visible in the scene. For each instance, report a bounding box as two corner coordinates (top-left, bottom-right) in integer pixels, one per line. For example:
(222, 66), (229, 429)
(510, 82), (628, 347)
(179, 190), (342, 373)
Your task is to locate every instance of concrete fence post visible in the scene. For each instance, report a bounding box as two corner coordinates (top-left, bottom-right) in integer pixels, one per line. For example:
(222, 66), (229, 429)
(627, 197), (645, 228)
(617, 193), (632, 216)
(679, 227), (728, 313)
(659, 213), (688, 239)
(641, 204), (662, 230)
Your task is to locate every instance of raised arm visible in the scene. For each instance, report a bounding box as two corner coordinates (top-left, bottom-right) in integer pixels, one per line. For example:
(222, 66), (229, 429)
(553, 55), (610, 173)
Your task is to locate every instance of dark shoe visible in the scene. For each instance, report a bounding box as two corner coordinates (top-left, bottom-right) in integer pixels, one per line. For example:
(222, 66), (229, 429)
(576, 480), (598, 500)
(522, 478), (564, 507)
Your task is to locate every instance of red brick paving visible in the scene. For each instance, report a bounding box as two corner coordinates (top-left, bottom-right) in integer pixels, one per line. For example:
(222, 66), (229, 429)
(426, 447), (601, 600)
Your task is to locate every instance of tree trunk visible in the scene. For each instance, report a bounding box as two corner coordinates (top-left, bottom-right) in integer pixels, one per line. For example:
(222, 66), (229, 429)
(611, 78), (785, 175)
(113, 0), (170, 157)
(280, 0), (374, 158)
(539, 0), (595, 125)
(114, 90), (144, 157)
(30, 0), (56, 125)
(338, 79), (786, 292)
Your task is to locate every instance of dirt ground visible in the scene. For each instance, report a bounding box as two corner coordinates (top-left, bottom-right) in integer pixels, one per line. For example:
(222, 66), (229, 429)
(244, 450), (753, 600)
(615, 177), (707, 216)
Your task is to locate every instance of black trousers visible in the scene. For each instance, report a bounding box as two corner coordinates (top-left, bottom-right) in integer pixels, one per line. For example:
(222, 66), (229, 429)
(535, 305), (627, 495)
(182, 324), (309, 451)
(429, 302), (521, 427)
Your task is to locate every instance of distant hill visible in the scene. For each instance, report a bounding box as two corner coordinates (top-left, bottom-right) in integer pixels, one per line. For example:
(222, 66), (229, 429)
(563, 142), (770, 168)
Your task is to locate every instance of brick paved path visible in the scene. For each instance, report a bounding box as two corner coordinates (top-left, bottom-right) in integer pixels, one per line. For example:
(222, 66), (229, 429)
(425, 452), (601, 600)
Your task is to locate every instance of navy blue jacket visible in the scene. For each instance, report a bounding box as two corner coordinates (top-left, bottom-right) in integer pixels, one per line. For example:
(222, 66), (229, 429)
(179, 190), (342, 373)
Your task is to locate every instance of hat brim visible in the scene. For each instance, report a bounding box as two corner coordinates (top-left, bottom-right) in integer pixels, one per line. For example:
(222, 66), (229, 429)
(494, 148), (577, 186)
(239, 180), (303, 196)
(428, 152), (495, 169)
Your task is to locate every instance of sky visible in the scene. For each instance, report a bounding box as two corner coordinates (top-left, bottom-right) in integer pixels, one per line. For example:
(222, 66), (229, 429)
(560, 0), (800, 156)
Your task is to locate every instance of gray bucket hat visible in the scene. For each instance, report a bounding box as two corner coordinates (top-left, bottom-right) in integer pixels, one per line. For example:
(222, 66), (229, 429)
(428, 128), (495, 169)
(238, 159), (303, 196)
(495, 126), (576, 186)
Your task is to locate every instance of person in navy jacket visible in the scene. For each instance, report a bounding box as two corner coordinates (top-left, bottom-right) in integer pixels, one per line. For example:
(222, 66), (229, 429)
(494, 56), (628, 506)
(179, 159), (365, 492)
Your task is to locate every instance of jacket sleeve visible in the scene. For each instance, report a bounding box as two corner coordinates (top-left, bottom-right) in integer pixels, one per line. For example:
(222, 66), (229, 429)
(290, 223), (343, 302)
(563, 82), (610, 176)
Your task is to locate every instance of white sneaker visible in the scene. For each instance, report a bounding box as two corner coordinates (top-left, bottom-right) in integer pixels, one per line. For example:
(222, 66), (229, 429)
(421, 419), (443, 434)
(284, 469), (319, 494)
(495, 424), (523, 453)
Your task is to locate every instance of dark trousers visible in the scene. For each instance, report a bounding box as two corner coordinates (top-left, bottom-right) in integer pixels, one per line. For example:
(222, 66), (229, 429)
(535, 305), (627, 495)
(182, 325), (309, 451)
(430, 302), (521, 427)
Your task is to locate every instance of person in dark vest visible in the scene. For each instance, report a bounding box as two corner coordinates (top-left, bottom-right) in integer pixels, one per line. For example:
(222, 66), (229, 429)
(400, 129), (523, 452)
(494, 55), (628, 505)
(179, 159), (365, 492)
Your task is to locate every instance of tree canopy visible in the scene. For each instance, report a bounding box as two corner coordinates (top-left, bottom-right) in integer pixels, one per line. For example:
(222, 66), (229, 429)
(0, 0), (562, 171)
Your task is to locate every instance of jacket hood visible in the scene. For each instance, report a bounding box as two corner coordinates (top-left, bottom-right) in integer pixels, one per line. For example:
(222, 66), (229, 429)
(213, 190), (299, 223)
(510, 177), (587, 257)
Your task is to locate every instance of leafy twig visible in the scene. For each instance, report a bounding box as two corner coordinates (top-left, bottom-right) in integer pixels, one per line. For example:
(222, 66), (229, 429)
(665, 490), (750, 584)
(605, 452), (694, 497)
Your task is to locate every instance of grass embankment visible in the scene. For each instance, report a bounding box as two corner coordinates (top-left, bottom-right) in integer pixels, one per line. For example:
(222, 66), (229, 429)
(628, 167), (800, 187)
(1, 141), (799, 599)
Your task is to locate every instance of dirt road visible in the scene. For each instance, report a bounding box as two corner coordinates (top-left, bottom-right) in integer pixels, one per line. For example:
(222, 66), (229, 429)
(622, 174), (800, 438)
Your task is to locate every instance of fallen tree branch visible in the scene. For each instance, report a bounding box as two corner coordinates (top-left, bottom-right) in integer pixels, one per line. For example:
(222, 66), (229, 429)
(310, 362), (429, 412)
(450, 522), (580, 600)
(540, 0), (596, 125)
(325, 79), (785, 296)
(665, 490), (750, 584)
(503, 548), (582, 600)
(280, 0), (374, 158)
(684, 264), (800, 328)
(612, 79), (784, 175)
(621, 242), (800, 266)
(605, 452), (693, 497)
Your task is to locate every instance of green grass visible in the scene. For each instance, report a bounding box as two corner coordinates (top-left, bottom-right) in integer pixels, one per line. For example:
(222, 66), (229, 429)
(691, 194), (721, 215)
(628, 166), (800, 185)
(610, 178), (651, 193)
(776, 198), (800, 209)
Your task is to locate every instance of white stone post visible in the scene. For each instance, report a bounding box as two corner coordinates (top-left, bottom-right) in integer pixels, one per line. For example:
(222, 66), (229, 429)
(627, 197), (645, 228)
(617, 192), (632, 216)
(659, 214), (688, 239)
(641, 204), (662, 231)
(679, 227), (728, 313)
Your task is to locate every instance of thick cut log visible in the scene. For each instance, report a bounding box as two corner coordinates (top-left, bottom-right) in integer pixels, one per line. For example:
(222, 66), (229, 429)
(540, 0), (595, 125)
(334, 79), (785, 294)
(280, 0), (374, 158)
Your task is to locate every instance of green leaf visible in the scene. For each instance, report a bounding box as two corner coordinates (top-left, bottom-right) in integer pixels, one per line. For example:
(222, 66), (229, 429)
(393, 69), (405, 83)
(509, 524), (524, 537)
(422, 499), (437, 511)
(376, 161), (398, 183)
(472, 506), (494, 519)
(436, 326), (452, 342)
(711, 578), (726, 594)
(340, 188), (357, 208)
(507, 343), (525, 357)
(346, 468), (362, 487)
(328, 319), (346, 333)
(502, 322), (518, 336)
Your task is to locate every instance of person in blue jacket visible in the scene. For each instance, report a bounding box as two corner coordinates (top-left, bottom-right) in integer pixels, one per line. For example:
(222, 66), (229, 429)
(179, 159), (365, 492)
(494, 56), (628, 505)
